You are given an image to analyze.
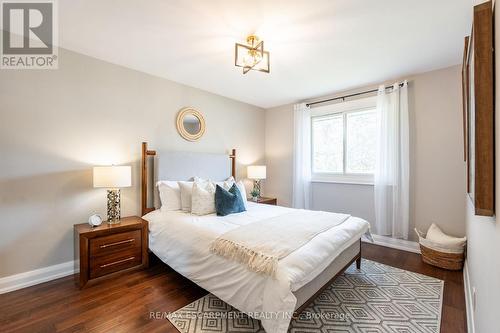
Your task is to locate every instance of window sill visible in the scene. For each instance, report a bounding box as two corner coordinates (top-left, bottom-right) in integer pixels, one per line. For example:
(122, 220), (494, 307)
(311, 179), (374, 186)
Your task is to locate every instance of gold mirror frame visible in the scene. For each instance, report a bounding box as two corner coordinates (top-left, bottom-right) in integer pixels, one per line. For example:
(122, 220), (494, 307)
(176, 107), (206, 141)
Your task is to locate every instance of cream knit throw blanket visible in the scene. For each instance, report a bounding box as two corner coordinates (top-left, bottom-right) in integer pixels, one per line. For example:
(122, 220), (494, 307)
(210, 210), (350, 277)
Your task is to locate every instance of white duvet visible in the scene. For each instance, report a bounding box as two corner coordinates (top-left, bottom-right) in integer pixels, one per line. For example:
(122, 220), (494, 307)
(143, 202), (370, 333)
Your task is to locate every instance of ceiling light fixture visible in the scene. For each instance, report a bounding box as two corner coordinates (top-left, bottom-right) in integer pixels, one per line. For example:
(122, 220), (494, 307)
(235, 35), (270, 74)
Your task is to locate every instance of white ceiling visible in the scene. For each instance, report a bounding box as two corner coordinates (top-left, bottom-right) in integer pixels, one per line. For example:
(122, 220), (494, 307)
(59, 0), (472, 108)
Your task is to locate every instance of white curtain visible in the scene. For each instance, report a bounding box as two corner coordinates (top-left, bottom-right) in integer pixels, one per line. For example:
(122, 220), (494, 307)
(374, 81), (410, 239)
(292, 103), (311, 209)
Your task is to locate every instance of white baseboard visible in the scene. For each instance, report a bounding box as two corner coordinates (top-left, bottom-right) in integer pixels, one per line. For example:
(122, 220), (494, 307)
(363, 234), (421, 254)
(0, 261), (77, 294)
(463, 259), (475, 333)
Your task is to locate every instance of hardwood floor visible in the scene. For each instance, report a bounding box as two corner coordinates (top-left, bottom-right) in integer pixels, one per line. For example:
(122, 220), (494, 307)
(0, 243), (466, 333)
(363, 243), (467, 333)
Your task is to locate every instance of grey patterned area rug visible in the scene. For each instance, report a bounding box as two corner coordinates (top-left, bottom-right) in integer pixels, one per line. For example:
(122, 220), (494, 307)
(167, 259), (443, 333)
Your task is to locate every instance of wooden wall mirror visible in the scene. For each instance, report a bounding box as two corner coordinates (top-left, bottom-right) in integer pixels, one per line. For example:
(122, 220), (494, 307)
(176, 107), (206, 141)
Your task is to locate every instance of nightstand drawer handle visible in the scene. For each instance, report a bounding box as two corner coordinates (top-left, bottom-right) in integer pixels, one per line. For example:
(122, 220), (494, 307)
(100, 239), (134, 248)
(99, 256), (135, 268)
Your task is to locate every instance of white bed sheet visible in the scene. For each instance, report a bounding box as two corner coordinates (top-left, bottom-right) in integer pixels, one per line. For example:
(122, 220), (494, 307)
(143, 202), (370, 333)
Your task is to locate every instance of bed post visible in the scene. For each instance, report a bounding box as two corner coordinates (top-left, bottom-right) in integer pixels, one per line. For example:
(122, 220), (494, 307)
(229, 149), (236, 178)
(141, 142), (156, 216)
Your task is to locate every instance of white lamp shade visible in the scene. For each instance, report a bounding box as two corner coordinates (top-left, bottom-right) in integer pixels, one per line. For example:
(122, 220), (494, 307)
(247, 165), (266, 180)
(93, 166), (132, 188)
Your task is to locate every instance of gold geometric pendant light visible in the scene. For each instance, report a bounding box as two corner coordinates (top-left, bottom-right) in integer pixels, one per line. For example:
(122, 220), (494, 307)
(235, 35), (270, 74)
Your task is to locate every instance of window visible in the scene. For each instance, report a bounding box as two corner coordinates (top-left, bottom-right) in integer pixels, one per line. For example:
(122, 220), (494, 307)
(311, 97), (377, 184)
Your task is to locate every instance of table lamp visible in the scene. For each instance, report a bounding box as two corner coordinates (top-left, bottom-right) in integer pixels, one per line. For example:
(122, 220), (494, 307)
(93, 165), (131, 224)
(247, 165), (266, 200)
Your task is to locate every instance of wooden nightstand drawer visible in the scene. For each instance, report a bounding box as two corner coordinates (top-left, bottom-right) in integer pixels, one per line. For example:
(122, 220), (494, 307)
(90, 249), (142, 279)
(74, 216), (149, 288)
(90, 230), (142, 257)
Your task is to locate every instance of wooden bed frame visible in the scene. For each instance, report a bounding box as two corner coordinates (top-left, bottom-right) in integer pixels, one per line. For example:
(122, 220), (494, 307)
(141, 141), (236, 216)
(140, 141), (361, 316)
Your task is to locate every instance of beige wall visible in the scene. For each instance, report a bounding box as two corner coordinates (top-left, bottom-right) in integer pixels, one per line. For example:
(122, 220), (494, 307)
(265, 65), (466, 241)
(264, 104), (294, 207)
(0, 48), (265, 278)
(0, 48), (466, 278)
(464, 2), (500, 331)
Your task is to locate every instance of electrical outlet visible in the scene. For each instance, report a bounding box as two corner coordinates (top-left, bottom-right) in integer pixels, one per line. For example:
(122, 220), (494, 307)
(472, 287), (477, 311)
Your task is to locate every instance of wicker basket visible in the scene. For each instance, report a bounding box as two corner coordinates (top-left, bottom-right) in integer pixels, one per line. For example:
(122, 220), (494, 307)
(415, 229), (465, 270)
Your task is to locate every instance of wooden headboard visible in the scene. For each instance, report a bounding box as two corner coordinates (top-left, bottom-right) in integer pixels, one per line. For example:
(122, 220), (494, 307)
(141, 142), (236, 216)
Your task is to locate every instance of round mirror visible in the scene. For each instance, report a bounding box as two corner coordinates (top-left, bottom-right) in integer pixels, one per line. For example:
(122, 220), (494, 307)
(176, 107), (205, 141)
(183, 114), (201, 135)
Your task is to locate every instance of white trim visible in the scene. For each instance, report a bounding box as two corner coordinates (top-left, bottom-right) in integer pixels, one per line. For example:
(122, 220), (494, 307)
(311, 178), (374, 186)
(310, 97), (377, 182)
(0, 260), (77, 294)
(463, 259), (475, 333)
(363, 234), (421, 254)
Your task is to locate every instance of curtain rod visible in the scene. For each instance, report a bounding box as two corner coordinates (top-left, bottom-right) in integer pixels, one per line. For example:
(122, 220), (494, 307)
(305, 82), (406, 107)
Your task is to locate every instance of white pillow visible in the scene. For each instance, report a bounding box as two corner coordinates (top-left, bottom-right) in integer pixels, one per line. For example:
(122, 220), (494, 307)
(195, 176), (233, 190)
(235, 181), (247, 200)
(195, 176), (239, 193)
(426, 223), (466, 248)
(193, 176), (206, 183)
(157, 181), (181, 212)
(235, 181), (248, 209)
(178, 181), (194, 212)
(191, 181), (216, 215)
(191, 176), (247, 209)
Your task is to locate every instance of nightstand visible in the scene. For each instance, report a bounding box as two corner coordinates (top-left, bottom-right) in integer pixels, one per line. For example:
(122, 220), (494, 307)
(74, 216), (148, 288)
(248, 196), (277, 205)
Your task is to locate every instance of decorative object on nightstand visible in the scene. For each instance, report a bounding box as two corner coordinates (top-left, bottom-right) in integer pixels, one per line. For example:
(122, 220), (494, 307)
(88, 214), (102, 227)
(93, 165), (131, 224)
(248, 196), (277, 206)
(74, 216), (148, 288)
(247, 165), (266, 201)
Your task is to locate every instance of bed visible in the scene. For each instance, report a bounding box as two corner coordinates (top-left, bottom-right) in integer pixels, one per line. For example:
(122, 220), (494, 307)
(140, 142), (370, 333)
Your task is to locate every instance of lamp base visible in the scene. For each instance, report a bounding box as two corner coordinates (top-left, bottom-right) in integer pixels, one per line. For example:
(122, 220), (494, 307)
(107, 189), (121, 224)
(251, 180), (262, 199)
